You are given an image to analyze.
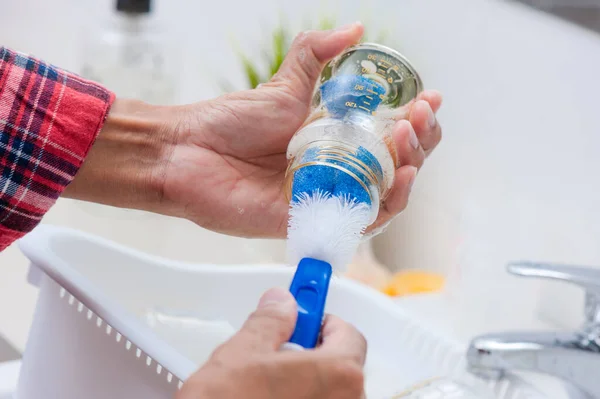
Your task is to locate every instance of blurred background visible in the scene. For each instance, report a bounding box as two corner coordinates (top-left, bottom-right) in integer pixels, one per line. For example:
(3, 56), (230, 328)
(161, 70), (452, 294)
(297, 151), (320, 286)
(1, 0), (600, 360)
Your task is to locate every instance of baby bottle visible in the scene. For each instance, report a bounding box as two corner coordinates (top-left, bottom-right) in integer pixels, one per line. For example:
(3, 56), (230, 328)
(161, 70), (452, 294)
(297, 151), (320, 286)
(284, 43), (423, 225)
(283, 43), (424, 350)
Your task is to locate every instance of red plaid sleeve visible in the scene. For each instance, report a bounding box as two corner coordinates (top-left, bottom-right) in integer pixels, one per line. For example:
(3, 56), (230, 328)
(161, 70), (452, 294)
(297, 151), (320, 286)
(0, 47), (115, 251)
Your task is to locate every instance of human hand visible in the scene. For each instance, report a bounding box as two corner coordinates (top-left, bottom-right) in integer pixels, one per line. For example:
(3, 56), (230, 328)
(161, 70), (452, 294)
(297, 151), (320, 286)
(65, 22), (442, 238)
(164, 22), (443, 237)
(176, 287), (367, 399)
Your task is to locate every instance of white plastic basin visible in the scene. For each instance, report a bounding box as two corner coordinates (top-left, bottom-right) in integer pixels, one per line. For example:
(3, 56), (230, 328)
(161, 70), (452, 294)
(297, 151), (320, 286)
(15, 225), (544, 399)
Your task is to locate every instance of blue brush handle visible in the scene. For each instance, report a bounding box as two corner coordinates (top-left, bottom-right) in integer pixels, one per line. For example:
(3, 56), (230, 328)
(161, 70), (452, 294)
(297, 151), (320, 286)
(287, 258), (333, 349)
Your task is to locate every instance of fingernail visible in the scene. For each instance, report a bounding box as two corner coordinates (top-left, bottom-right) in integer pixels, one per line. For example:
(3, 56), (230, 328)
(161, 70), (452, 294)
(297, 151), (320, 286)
(258, 287), (294, 309)
(334, 22), (360, 32)
(407, 123), (419, 149)
(425, 103), (436, 128)
(407, 166), (418, 193)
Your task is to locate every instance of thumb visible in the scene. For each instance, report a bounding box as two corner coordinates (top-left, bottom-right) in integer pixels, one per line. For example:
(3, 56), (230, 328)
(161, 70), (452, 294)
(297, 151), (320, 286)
(271, 22), (364, 105)
(227, 287), (298, 353)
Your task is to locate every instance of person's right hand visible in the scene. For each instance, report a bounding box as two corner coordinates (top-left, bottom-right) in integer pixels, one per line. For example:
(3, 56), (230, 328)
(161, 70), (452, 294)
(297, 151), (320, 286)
(176, 287), (367, 399)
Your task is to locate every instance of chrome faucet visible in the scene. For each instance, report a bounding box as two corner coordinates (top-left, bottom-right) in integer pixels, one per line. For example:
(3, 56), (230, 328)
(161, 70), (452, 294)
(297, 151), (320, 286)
(467, 261), (600, 398)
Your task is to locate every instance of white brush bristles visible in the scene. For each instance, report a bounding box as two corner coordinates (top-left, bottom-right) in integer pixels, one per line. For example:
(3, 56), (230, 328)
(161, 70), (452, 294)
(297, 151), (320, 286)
(287, 190), (371, 273)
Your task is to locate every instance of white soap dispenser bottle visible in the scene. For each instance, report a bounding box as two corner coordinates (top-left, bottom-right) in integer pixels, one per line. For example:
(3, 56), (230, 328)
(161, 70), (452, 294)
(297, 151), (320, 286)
(80, 0), (178, 105)
(74, 0), (178, 254)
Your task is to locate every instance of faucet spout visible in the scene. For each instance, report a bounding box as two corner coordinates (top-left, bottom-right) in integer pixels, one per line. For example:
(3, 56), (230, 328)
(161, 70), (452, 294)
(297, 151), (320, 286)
(467, 330), (600, 398)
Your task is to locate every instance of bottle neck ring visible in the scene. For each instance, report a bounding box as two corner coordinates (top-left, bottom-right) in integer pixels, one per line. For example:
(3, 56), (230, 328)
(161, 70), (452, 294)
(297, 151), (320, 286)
(284, 141), (384, 223)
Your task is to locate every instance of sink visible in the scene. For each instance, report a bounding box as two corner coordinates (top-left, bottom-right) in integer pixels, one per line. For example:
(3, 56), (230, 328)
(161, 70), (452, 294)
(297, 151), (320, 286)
(392, 294), (594, 399)
(15, 225), (544, 399)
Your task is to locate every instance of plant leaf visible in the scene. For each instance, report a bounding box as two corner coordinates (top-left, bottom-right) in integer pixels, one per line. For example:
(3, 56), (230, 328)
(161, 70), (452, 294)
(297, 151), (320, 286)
(226, 12), (401, 91)
(241, 56), (263, 89)
(269, 26), (288, 77)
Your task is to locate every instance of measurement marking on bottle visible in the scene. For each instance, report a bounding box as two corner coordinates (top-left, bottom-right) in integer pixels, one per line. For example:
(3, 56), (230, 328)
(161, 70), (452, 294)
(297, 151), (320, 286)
(358, 106), (371, 112)
(366, 95), (373, 100)
(364, 101), (371, 105)
(367, 89), (377, 94)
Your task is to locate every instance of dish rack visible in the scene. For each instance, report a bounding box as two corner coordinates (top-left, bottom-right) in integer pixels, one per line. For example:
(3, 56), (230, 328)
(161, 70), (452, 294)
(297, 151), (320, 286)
(14, 225), (545, 399)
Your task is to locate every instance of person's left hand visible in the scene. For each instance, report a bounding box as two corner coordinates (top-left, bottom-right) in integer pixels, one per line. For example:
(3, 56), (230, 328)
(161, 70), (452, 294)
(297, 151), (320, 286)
(161, 22), (442, 237)
(67, 22), (442, 239)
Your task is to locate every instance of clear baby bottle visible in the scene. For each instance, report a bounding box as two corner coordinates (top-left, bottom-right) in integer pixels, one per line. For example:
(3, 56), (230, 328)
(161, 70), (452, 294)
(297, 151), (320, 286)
(284, 43), (423, 225)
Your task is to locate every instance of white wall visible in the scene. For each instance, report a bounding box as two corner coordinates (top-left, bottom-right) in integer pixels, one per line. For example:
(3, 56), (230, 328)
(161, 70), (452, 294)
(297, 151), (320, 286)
(373, 0), (600, 330)
(2, 0), (600, 350)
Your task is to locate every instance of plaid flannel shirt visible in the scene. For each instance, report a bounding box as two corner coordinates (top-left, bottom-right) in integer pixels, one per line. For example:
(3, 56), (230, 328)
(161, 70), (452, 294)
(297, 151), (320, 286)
(0, 47), (114, 251)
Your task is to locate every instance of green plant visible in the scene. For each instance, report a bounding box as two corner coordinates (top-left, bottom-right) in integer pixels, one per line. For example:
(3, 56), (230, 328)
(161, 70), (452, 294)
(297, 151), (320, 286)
(223, 17), (393, 92)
